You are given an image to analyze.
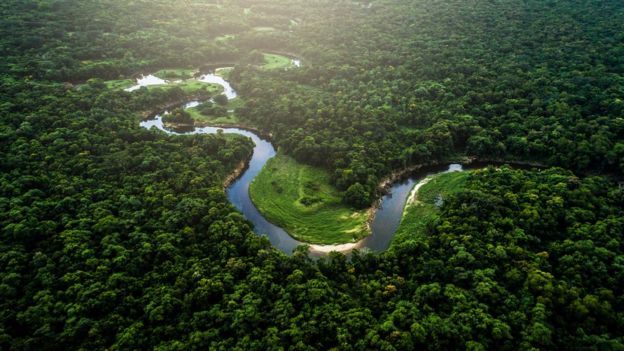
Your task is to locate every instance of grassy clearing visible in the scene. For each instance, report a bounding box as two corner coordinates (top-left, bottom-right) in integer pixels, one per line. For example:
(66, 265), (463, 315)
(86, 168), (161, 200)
(392, 171), (470, 245)
(186, 107), (240, 125)
(153, 68), (196, 80)
(262, 53), (294, 70)
(250, 153), (369, 244)
(185, 98), (244, 125)
(104, 79), (134, 90)
(131, 81), (222, 94)
(103, 78), (220, 94)
(171, 81), (222, 94)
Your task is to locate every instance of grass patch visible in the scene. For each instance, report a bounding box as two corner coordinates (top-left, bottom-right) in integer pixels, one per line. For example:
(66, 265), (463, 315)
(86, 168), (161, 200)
(153, 68), (196, 80)
(105, 76), (222, 94)
(392, 171), (470, 246)
(172, 80), (222, 94)
(185, 98), (244, 125)
(250, 153), (369, 244)
(104, 79), (134, 90)
(102, 78), (220, 93)
(262, 53), (294, 70)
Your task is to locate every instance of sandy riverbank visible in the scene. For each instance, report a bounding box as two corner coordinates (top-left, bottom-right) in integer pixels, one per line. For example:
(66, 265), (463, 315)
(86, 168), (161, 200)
(307, 240), (366, 253)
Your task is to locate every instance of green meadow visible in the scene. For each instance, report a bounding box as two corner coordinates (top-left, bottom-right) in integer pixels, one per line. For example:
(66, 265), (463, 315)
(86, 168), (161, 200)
(249, 153), (369, 244)
(262, 53), (295, 69)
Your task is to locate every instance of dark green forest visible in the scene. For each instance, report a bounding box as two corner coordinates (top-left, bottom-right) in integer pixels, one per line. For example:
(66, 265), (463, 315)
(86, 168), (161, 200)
(1, 0), (623, 349)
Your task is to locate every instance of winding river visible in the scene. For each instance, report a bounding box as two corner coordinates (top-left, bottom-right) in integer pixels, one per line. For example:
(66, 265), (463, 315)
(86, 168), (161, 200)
(138, 68), (467, 255)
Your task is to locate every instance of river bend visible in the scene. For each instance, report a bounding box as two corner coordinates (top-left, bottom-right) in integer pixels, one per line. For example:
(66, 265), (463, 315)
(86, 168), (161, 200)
(138, 69), (466, 254)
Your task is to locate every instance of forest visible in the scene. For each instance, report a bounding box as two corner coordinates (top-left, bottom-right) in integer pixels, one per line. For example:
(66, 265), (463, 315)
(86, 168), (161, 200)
(1, 0), (623, 349)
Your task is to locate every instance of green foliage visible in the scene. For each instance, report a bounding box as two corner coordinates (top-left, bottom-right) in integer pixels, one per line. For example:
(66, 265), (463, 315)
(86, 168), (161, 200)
(390, 167), (624, 350)
(344, 182), (370, 208)
(197, 101), (227, 116)
(212, 94), (228, 106)
(0, 76), (257, 350)
(153, 68), (196, 80)
(1, 0), (623, 350)
(262, 53), (295, 70)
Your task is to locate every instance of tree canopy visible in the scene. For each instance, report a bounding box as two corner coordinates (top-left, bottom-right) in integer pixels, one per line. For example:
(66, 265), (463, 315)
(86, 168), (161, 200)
(1, 0), (623, 349)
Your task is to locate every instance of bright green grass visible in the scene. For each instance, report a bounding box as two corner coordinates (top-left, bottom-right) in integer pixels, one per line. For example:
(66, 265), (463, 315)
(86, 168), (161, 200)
(102, 78), (220, 94)
(172, 81), (222, 94)
(186, 107), (240, 125)
(262, 53), (294, 70)
(185, 98), (245, 125)
(153, 68), (196, 80)
(250, 153), (369, 244)
(104, 79), (134, 90)
(139, 81), (221, 94)
(392, 171), (470, 246)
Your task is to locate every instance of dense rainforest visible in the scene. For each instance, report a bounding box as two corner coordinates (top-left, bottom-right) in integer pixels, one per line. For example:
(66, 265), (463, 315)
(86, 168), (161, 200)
(1, 0), (623, 349)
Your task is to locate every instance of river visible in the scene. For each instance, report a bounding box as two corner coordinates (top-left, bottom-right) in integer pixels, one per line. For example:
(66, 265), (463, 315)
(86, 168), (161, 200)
(138, 67), (468, 255)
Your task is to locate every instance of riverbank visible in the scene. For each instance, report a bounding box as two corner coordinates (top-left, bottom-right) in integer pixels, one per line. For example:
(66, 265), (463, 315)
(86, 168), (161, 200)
(223, 160), (250, 188)
(363, 160), (454, 236)
(374, 157), (546, 197)
(392, 171), (470, 247)
(361, 157), (547, 250)
(405, 177), (433, 207)
(307, 165), (465, 253)
(308, 241), (364, 253)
